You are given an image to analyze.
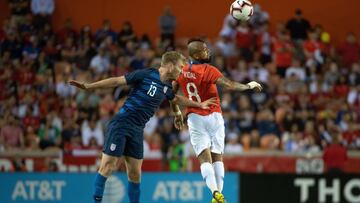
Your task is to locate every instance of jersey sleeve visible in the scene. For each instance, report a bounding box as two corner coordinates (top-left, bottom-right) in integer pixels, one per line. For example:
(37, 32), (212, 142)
(206, 66), (223, 83)
(124, 69), (147, 85)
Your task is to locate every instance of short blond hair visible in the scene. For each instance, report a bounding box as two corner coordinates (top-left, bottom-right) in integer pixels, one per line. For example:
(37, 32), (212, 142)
(161, 51), (186, 67)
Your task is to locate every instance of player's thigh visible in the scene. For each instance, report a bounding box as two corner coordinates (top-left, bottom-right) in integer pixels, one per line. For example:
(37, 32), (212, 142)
(208, 113), (225, 155)
(123, 127), (144, 160)
(124, 156), (143, 183)
(103, 118), (127, 157)
(187, 113), (211, 156)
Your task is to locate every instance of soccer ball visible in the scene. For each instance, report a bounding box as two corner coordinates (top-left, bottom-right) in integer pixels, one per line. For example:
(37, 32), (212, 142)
(230, 0), (254, 21)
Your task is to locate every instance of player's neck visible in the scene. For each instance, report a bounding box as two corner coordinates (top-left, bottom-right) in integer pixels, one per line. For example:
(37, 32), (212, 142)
(189, 57), (197, 63)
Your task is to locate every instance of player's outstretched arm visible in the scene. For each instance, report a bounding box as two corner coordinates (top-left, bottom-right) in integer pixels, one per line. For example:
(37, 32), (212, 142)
(171, 95), (217, 109)
(68, 76), (127, 90)
(216, 76), (263, 92)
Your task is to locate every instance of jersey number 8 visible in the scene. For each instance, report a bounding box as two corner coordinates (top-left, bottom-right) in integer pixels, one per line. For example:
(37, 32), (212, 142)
(186, 82), (201, 102)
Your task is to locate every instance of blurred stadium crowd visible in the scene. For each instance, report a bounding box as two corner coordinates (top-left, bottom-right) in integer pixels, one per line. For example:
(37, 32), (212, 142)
(0, 1), (359, 167)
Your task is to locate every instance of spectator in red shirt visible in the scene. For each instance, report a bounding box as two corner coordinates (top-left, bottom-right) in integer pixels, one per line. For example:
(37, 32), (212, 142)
(323, 134), (348, 173)
(338, 33), (360, 68)
(60, 36), (78, 62)
(42, 37), (58, 59)
(303, 28), (325, 67)
(273, 30), (294, 77)
(236, 22), (254, 62)
(56, 18), (77, 44)
(13, 60), (36, 87)
(333, 76), (350, 98)
(22, 107), (40, 130)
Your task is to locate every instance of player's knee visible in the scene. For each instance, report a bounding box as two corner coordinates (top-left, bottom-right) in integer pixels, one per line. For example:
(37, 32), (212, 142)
(198, 149), (212, 164)
(127, 168), (141, 182)
(211, 154), (223, 163)
(99, 160), (116, 176)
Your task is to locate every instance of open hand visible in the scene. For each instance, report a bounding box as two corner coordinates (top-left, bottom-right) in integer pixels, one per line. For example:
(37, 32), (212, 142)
(174, 114), (184, 130)
(200, 97), (218, 109)
(68, 80), (88, 90)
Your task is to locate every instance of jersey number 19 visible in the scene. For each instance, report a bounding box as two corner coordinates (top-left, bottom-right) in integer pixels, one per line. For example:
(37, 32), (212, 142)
(186, 82), (201, 102)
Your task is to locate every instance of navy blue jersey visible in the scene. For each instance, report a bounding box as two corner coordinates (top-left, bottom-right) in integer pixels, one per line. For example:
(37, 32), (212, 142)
(118, 68), (175, 127)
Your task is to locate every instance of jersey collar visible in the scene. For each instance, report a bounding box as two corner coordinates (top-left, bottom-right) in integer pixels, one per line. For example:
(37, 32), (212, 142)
(189, 60), (205, 71)
(189, 60), (203, 65)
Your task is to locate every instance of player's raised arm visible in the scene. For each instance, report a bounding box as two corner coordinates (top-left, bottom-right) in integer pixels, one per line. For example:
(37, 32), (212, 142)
(69, 69), (148, 90)
(216, 76), (263, 92)
(68, 76), (127, 90)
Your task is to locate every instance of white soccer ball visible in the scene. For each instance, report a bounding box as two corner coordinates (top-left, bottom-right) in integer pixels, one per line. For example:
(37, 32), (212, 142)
(230, 0), (254, 21)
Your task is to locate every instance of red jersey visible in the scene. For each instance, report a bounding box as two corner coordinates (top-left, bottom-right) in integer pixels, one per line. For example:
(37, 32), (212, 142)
(273, 39), (294, 68)
(176, 63), (222, 116)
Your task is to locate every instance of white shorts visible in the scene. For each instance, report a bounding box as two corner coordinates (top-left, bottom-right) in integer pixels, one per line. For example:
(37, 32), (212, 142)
(187, 112), (225, 156)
